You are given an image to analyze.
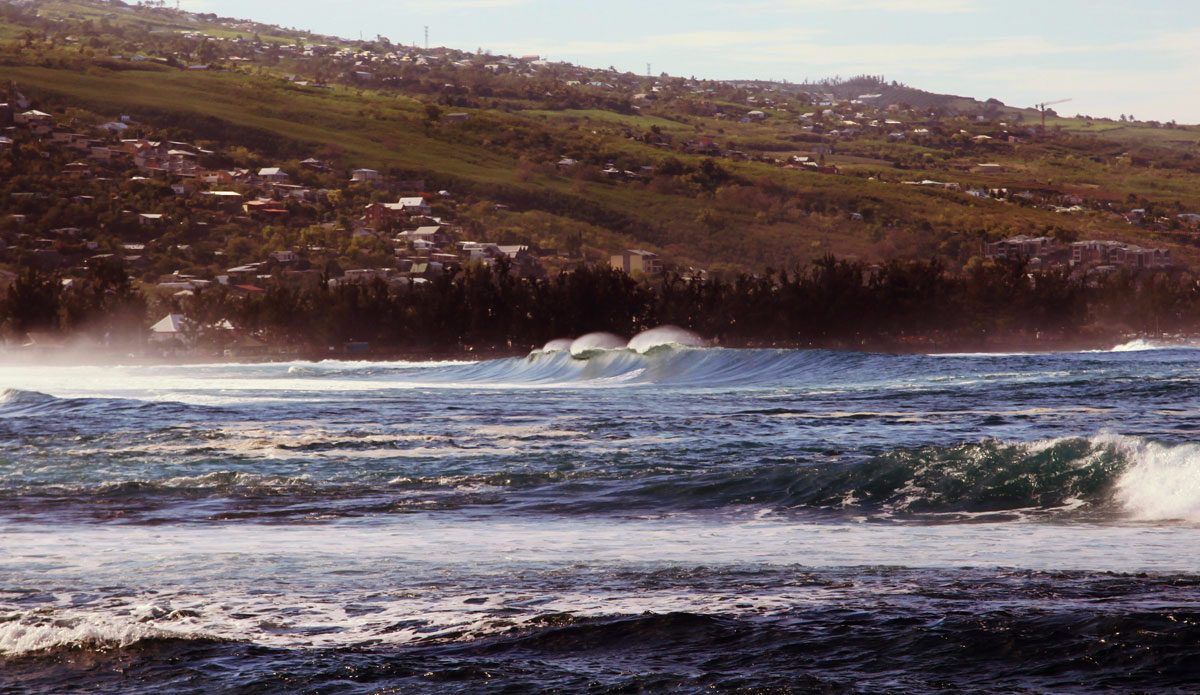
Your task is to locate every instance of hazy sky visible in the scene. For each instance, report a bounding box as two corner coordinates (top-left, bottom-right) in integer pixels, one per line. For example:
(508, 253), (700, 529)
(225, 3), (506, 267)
(181, 0), (1200, 123)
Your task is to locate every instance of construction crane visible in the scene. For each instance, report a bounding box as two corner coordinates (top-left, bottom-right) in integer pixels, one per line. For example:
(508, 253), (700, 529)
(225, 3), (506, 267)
(1037, 98), (1072, 131)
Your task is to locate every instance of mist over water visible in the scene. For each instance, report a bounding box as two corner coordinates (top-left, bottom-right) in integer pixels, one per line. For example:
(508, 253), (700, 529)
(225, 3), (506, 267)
(4, 345), (1200, 693)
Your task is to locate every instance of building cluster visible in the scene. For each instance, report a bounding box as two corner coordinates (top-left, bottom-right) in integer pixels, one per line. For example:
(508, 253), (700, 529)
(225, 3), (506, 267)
(984, 235), (1173, 272)
(0, 96), (560, 298)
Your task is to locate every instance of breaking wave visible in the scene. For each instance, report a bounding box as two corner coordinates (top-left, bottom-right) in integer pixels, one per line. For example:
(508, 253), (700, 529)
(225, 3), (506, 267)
(506, 434), (1190, 520)
(0, 388), (63, 415)
(0, 613), (209, 657)
(417, 347), (883, 388)
(1107, 338), (1200, 353)
(12, 433), (1200, 524)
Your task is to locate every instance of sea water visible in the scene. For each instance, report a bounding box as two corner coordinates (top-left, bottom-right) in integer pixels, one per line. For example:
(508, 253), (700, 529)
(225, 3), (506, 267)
(3, 345), (1200, 693)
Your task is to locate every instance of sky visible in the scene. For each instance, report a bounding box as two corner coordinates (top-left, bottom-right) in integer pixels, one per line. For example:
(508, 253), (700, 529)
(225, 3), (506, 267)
(181, 0), (1200, 124)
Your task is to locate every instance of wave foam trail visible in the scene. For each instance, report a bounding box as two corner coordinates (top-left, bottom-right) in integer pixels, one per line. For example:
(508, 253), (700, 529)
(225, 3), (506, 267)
(1108, 435), (1200, 522)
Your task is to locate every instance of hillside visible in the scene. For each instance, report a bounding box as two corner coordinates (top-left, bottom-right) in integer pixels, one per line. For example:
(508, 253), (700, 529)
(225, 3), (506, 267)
(3, 0), (1200, 285)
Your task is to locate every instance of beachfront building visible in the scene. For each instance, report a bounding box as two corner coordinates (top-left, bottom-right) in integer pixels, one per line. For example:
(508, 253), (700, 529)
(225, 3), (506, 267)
(610, 249), (662, 276)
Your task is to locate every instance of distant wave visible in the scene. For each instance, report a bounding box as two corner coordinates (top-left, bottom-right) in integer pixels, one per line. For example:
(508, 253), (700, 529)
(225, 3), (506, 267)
(1106, 338), (1200, 353)
(0, 387), (209, 419)
(0, 388), (70, 416)
(392, 347), (884, 389)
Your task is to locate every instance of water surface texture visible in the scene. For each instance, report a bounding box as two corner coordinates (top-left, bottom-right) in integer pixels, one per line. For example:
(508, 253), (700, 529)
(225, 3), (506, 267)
(4, 344), (1200, 693)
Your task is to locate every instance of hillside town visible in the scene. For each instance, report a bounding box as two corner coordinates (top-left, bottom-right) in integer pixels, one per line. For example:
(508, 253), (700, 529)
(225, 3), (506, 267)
(1, 91), (1180, 302)
(1, 0), (1199, 357)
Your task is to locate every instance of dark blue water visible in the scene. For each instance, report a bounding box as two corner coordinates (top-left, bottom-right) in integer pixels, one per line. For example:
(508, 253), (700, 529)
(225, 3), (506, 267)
(4, 343), (1200, 693)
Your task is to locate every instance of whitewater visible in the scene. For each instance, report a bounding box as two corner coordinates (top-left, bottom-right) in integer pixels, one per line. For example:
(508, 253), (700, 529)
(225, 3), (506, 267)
(4, 344), (1200, 693)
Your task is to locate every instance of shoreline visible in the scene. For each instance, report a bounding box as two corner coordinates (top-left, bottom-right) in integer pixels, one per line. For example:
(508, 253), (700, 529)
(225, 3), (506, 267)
(0, 332), (1188, 367)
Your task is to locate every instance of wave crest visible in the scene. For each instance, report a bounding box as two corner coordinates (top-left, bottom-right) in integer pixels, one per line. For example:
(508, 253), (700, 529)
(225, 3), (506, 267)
(0, 614), (203, 657)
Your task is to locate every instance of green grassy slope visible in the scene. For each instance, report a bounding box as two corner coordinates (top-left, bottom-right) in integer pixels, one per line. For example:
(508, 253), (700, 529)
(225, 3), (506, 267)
(3, 2), (1200, 273)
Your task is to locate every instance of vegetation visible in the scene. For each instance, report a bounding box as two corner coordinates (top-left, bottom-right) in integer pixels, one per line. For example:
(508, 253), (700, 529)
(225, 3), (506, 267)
(6, 258), (1198, 355)
(2, 0), (1200, 356)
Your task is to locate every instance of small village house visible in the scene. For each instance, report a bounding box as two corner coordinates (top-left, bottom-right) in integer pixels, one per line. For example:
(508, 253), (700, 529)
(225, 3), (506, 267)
(611, 249), (662, 275)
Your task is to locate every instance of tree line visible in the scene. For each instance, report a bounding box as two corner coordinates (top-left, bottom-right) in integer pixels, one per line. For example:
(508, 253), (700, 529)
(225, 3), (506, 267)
(5, 257), (1200, 355)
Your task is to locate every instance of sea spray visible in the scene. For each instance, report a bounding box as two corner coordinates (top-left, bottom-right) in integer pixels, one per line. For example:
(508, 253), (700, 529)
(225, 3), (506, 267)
(627, 326), (707, 353)
(539, 337), (575, 353)
(569, 332), (627, 357)
(1108, 434), (1200, 521)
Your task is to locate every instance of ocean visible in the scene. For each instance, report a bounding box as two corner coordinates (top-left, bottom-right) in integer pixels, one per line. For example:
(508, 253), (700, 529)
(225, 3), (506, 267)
(3, 342), (1200, 693)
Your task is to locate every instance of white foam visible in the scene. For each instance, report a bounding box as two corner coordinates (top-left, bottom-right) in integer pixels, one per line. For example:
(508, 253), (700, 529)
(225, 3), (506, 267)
(0, 613), (189, 656)
(1108, 339), (1166, 353)
(9, 512), (1200, 655)
(1107, 434), (1200, 522)
(626, 326), (707, 353)
(569, 332), (627, 357)
(540, 338), (575, 353)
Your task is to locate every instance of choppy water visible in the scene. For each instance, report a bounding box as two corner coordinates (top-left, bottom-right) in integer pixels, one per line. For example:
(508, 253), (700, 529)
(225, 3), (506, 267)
(4, 343), (1200, 693)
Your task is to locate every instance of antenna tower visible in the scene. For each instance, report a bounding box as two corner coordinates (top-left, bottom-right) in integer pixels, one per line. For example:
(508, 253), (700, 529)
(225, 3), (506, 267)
(424, 26), (429, 50)
(646, 63), (651, 77)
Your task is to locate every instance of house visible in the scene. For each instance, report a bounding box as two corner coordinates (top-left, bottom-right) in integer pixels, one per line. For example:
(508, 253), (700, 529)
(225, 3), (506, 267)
(258, 167), (290, 183)
(226, 263), (266, 283)
(974, 163), (1004, 174)
(16, 110), (52, 126)
(610, 249), (662, 275)
(89, 146), (120, 161)
(242, 200), (288, 217)
(444, 113), (471, 122)
(363, 201), (407, 228)
(197, 170), (235, 185)
(1071, 241), (1172, 269)
(398, 225), (450, 246)
(165, 149), (198, 174)
(351, 168), (381, 183)
(201, 190), (244, 208)
(270, 250), (299, 264)
(149, 313), (192, 346)
(398, 196), (432, 216)
(271, 184), (314, 201)
(341, 268), (389, 283)
(985, 235), (1061, 262)
(137, 213), (165, 226)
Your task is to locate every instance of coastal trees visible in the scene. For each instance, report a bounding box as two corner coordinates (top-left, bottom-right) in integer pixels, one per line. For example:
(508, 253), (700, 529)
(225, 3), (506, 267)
(1, 267), (60, 337)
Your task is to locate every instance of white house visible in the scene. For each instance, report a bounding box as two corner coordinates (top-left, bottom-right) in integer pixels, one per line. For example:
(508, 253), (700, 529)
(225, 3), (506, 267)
(398, 196), (431, 216)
